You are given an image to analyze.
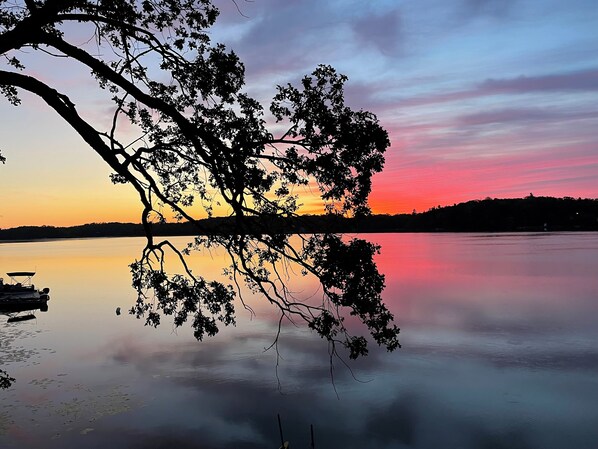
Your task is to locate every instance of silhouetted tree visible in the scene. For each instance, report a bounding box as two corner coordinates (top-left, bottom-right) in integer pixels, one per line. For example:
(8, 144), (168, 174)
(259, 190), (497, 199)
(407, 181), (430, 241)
(0, 1), (399, 359)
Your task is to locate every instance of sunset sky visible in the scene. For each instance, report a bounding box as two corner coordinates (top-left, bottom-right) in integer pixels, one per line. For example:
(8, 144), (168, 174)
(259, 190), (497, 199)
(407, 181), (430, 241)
(1, 0), (597, 228)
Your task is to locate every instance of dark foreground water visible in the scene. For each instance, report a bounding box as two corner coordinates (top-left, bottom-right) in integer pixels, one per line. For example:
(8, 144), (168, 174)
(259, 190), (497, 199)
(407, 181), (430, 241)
(1, 233), (597, 449)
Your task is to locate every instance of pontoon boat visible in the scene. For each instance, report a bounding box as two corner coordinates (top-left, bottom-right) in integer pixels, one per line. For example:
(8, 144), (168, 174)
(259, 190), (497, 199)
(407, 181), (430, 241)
(0, 272), (50, 311)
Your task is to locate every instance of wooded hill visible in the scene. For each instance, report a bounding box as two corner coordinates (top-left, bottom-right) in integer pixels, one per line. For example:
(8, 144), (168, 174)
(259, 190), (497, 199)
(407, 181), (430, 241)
(1, 196), (597, 241)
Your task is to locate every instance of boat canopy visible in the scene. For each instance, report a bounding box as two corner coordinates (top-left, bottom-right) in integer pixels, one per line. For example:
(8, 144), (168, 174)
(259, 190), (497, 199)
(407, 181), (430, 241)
(7, 272), (36, 277)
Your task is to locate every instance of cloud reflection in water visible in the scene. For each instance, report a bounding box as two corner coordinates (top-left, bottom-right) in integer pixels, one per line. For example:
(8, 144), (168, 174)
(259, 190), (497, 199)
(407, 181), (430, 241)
(1, 233), (598, 448)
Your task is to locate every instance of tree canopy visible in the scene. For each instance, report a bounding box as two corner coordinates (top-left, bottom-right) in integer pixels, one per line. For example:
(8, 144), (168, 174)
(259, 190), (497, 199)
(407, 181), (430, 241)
(0, 0), (400, 362)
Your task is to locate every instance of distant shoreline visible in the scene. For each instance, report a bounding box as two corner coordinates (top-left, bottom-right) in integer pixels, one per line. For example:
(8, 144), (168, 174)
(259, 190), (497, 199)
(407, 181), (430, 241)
(2, 196), (597, 242)
(2, 231), (598, 246)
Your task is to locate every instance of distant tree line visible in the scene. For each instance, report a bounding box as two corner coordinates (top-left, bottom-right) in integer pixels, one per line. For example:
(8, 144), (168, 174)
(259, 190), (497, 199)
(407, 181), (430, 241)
(1, 196), (597, 241)
(390, 196), (598, 233)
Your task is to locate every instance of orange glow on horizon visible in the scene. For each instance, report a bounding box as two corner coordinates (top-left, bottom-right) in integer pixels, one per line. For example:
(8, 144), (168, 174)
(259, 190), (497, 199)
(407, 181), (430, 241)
(3, 141), (597, 229)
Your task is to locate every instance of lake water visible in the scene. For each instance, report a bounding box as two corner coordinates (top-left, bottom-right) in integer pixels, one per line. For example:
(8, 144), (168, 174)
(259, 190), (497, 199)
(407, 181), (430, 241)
(1, 233), (598, 449)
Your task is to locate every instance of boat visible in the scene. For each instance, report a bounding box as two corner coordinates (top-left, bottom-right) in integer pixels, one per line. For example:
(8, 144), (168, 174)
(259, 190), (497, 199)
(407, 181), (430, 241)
(0, 272), (50, 312)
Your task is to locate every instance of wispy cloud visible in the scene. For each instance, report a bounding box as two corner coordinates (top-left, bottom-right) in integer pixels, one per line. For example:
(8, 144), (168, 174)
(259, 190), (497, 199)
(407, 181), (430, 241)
(351, 10), (403, 56)
(399, 68), (598, 107)
(479, 68), (598, 93)
(456, 107), (598, 126)
(460, 0), (518, 19)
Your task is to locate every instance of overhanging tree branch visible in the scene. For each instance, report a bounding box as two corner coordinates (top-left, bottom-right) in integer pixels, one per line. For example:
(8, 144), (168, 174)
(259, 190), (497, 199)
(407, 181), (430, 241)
(1, 0), (400, 361)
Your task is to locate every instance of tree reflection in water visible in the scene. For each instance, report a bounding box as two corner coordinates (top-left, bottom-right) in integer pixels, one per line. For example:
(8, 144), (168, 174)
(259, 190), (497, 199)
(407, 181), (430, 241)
(1, 234), (598, 448)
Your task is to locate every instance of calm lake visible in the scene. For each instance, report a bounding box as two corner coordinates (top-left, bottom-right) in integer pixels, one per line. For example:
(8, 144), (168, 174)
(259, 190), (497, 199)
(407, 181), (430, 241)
(1, 233), (598, 448)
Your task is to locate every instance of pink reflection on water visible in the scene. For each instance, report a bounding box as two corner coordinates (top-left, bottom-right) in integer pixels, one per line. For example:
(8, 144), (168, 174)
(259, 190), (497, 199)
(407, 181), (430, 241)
(2, 233), (598, 449)
(369, 233), (598, 334)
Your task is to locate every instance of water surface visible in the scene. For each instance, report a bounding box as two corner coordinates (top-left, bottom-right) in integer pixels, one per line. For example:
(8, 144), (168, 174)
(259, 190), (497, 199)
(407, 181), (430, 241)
(1, 233), (597, 448)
